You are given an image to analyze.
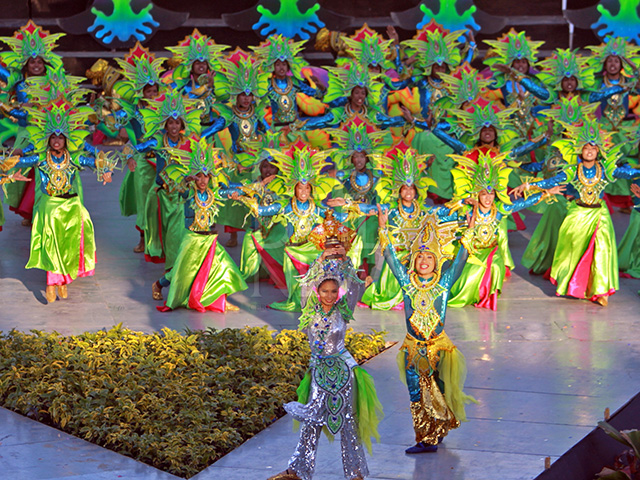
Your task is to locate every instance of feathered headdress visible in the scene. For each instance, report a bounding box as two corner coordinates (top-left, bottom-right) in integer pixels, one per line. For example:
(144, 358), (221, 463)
(251, 34), (308, 80)
(0, 20), (64, 71)
(139, 91), (201, 139)
(114, 42), (165, 96)
(25, 65), (91, 106)
(372, 141), (435, 205)
(437, 62), (490, 107)
(164, 135), (230, 183)
(327, 115), (387, 170)
(341, 24), (394, 70)
(265, 138), (338, 199)
(409, 213), (458, 272)
(214, 48), (270, 99)
(541, 96), (598, 126)
(401, 20), (464, 75)
(166, 29), (229, 69)
(484, 29), (544, 87)
(25, 97), (93, 153)
(323, 61), (383, 106)
(453, 98), (516, 139)
(449, 150), (512, 204)
(553, 118), (622, 181)
(587, 36), (640, 73)
(537, 49), (594, 91)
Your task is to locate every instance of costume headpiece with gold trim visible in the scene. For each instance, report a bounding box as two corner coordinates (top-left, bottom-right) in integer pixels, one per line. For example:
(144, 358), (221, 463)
(327, 115), (388, 170)
(372, 141), (435, 205)
(214, 48), (270, 100)
(323, 61), (383, 106)
(139, 91), (201, 139)
(401, 20), (464, 76)
(341, 24), (394, 70)
(587, 36), (640, 73)
(265, 138), (338, 199)
(449, 150), (512, 204)
(437, 62), (491, 107)
(484, 29), (544, 87)
(251, 34), (308, 80)
(537, 48), (594, 92)
(25, 65), (90, 106)
(409, 213), (458, 274)
(166, 28), (229, 69)
(114, 42), (165, 100)
(0, 20), (64, 71)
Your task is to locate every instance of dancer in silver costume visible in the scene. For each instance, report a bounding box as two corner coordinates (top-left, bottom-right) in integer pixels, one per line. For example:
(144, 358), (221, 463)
(268, 219), (383, 480)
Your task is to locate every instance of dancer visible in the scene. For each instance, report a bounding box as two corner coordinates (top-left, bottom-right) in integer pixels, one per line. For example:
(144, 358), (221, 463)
(268, 217), (382, 480)
(378, 207), (476, 453)
(515, 119), (640, 305)
(153, 137), (246, 311)
(446, 152), (562, 310)
(0, 98), (116, 303)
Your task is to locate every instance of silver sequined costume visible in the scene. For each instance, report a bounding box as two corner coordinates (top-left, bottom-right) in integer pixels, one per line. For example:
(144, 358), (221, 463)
(285, 258), (368, 480)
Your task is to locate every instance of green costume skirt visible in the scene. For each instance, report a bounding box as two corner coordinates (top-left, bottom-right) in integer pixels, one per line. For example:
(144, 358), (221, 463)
(618, 208), (640, 279)
(143, 186), (185, 269)
(119, 157), (156, 231)
(448, 244), (505, 311)
(118, 169), (137, 217)
(412, 130), (455, 200)
(239, 224), (287, 282)
(521, 196), (567, 275)
(160, 232), (247, 312)
(550, 201), (618, 300)
(27, 195), (96, 284)
(360, 262), (404, 310)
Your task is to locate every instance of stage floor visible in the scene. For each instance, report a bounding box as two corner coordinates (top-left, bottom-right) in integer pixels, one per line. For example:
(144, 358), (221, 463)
(1, 169), (639, 480)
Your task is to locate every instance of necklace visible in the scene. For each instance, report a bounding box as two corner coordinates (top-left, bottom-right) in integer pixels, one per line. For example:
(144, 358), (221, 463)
(410, 271), (438, 290)
(398, 200), (419, 221)
(163, 133), (184, 148)
(45, 149), (73, 195)
(190, 188), (217, 232)
(576, 161), (604, 205)
(349, 169), (373, 200)
(473, 203), (498, 248)
(290, 197), (316, 241)
(345, 102), (367, 118)
(232, 104), (257, 139)
(407, 272), (446, 339)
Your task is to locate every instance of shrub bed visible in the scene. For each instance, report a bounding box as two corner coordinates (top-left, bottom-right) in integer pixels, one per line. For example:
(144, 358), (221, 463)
(0, 324), (388, 478)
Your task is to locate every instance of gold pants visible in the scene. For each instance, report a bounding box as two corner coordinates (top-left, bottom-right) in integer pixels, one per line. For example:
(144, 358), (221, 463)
(410, 373), (460, 445)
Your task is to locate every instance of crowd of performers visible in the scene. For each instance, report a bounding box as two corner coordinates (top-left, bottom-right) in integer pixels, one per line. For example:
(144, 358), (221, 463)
(1, 18), (640, 479)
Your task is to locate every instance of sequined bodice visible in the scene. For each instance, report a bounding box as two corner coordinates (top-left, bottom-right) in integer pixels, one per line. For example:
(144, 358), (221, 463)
(307, 304), (347, 356)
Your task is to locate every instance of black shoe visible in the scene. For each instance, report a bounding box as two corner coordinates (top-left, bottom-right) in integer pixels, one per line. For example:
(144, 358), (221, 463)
(405, 442), (438, 454)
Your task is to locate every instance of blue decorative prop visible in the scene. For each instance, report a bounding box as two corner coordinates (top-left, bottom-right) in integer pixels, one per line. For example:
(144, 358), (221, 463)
(591, 0), (640, 42)
(88, 0), (159, 44)
(253, 0), (325, 40)
(59, 0), (188, 49)
(416, 0), (480, 33)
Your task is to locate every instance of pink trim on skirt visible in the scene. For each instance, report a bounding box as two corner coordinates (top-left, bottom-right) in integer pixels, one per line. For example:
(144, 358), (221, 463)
(47, 219), (95, 286)
(475, 246), (498, 311)
(286, 249), (311, 277)
(252, 234), (286, 289)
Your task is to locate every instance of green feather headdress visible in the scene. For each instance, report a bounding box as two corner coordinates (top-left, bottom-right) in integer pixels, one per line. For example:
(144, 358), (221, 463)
(437, 62), (491, 107)
(484, 29), (544, 87)
(214, 48), (270, 99)
(240, 130), (285, 165)
(323, 61), (383, 106)
(114, 42), (165, 94)
(25, 65), (91, 106)
(537, 48), (594, 91)
(139, 91), (201, 139)
(587, 36), (640, 73)
(372, 141), (435, 205)
(341, 24), (394, 70)
(166, 29), (229, 69)
(449, 150), (512, 204)
(401, 20), (464, 76)
(553, 118), (622, 181)
(266, 139), (339, 199)
(453, 99), (516, 139)
(327, 114), (387, 170)
(541, 96), (598, 126)
(25, 97), (92, 154)
(251, 34), (308, 80)
(0, 20), (64, 71)
(164, 135), (230, 183)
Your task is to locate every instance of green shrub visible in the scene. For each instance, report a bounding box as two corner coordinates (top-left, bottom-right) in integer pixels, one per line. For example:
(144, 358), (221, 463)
(0, 324), (387, 478)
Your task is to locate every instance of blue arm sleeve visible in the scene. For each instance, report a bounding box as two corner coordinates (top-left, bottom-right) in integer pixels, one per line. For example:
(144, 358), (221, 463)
(588, 85), (626, 103)
(300, 112), (336, 130)
(15, 154), (40, 168)
(533, 171), (567, 189)
(502, 193), (543, 213)
(375, 112), (405, 129)
(520, 161), (544, 173)
(382, 237), (410, 288)
(77, 154), (97, 169)
(520, 77), (550, 101)
(432, 123), (466, 154)
(201, 116), (227, 140)
(511, 136), (548, 158)
(258, 203), (282, 216)
(441, 245), (469, 289)
(614, 164), (640, 180)
(133, 137), (158, 154)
